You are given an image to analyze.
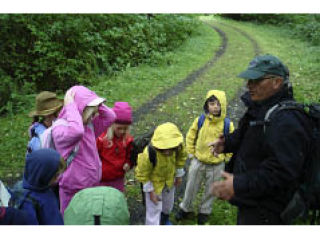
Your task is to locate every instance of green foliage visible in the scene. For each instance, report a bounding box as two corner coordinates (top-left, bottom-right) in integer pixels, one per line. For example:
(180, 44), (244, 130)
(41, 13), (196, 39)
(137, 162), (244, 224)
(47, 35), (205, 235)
(220, 14), (320, 46)
(0, 14), (200, 114)
(0, 20), (216, 178)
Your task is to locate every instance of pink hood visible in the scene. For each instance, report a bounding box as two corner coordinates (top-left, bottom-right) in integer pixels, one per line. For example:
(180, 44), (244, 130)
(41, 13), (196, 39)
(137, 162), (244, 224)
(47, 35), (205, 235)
(58, 85), (105, 118)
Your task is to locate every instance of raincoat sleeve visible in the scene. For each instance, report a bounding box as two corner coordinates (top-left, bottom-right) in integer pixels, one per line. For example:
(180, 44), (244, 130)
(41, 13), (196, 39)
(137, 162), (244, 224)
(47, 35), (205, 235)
(92, 104), (116, 139)
(135, 148), (153, 184)
(53, 102), (85, 153)
(175, 143), (188, 169)
(186, 117), (199, 155)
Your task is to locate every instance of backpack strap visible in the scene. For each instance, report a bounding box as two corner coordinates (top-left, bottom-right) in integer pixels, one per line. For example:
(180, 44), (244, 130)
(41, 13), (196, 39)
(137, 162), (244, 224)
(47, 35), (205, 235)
(19, 191), (41, 222)
(197, 114), (206, 130)
(194, 114), (206, 146)
(148, 145), (157, 167)
(223, 117), (230, 136)
(262, 100), (306, 133)
(94, 215), (101, 225)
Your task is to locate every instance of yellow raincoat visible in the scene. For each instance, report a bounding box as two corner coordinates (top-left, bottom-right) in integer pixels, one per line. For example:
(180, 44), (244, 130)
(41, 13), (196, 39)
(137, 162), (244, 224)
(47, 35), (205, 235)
(186, 90), (234, 164)
(135, 122), (187, 195)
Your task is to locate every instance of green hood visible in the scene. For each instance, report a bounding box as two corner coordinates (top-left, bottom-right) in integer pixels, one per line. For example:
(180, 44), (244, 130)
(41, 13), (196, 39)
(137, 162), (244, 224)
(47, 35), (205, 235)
(64, 186), (129, 225)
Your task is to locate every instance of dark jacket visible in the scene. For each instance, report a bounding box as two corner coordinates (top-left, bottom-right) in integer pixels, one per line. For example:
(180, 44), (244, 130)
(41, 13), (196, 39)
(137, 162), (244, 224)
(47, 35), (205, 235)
(21, 149), (64, 225)
(224, 88), (311, 215)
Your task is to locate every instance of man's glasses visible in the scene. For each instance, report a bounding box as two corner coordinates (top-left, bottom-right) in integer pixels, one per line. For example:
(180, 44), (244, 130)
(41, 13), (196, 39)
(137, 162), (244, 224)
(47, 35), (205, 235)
(247, 76), (277, 84)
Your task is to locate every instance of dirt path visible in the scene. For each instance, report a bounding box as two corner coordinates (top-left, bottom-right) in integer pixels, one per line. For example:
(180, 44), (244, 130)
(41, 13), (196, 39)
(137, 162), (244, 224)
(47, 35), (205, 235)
(128, 22), (262, 225)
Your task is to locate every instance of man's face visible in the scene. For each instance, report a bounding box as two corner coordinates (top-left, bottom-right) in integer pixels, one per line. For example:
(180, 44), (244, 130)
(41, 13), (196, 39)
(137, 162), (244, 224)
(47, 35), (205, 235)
(246, 75), (283, 102)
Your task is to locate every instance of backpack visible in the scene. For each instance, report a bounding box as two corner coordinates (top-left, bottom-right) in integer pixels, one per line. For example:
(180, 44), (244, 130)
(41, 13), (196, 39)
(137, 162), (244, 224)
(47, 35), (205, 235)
(130, 127), (155, 166)
(196, 113), (231, 140)
(40, 118), (81, 167)
(7, 181), (41, 220)
(261, 100), (320, 224)
(64, 186), (130, 225)
(26, 123), (46, 155)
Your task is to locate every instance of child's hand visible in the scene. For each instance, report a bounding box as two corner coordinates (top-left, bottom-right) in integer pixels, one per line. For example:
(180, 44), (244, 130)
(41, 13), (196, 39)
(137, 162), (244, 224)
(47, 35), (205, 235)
(174, 177), (182, 186)
(150, 191), (160, 205)
(123, 163), (130, 172)
(208, 134), (225, 157)
(64, 89), (75, 105)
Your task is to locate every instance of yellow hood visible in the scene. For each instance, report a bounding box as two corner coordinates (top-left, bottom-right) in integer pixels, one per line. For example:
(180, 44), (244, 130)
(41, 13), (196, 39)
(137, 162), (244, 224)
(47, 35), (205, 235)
(151, 122), (183, 150)
(205, 90), (227, 120)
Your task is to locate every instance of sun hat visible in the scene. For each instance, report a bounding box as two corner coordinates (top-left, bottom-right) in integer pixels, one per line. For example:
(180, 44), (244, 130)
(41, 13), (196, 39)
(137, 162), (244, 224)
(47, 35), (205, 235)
(28, 91), (63, 117)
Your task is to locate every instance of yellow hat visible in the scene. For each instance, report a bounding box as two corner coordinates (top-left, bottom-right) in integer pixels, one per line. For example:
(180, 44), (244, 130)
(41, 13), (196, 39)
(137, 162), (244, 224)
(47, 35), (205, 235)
(151, 122), (183, 150)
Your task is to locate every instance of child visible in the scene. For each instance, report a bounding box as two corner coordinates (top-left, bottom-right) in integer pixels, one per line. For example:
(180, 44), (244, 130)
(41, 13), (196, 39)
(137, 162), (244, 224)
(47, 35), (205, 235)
(20, 148), (66, 225)
(97, 102), (133, 192)
(27, 91), (63, 156)
(52, 86), (116, 215)
(176, 90), (234, 224)
(135, 122), (187, 225)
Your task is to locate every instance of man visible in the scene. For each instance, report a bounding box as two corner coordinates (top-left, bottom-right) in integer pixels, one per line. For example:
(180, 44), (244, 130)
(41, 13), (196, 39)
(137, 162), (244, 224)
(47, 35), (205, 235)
(209, 54), (311, 224)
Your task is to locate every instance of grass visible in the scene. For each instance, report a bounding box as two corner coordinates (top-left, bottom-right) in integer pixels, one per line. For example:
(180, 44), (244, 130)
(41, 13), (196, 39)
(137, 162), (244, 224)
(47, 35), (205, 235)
(0, 15), (319, 225)
(125, 16), (320, 225)
(215, 16), (320, 104)
(0, 21), (220, 177)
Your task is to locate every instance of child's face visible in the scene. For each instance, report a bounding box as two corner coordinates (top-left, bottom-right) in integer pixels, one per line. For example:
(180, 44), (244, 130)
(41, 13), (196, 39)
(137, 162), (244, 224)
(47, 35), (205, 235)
(158, 148), (175, 157)
(43, 114), (56, 127)
(114, 123), (130, 138)
(208, 100), (221, 116)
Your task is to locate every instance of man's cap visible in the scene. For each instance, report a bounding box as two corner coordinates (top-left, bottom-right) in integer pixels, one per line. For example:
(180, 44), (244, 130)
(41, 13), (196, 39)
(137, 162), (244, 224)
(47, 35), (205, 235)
(238, 54), (289, 80)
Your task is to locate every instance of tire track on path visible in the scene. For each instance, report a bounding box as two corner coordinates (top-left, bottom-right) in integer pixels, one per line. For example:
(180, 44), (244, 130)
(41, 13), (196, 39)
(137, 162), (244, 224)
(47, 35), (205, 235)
(132, 25), (228, 124)
(218, 23), (262, 127)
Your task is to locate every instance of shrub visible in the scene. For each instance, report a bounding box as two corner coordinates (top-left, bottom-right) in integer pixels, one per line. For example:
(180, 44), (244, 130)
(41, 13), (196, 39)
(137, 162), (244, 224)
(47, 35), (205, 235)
(0, 14), (201, 115)
(220, 14), (320, 45)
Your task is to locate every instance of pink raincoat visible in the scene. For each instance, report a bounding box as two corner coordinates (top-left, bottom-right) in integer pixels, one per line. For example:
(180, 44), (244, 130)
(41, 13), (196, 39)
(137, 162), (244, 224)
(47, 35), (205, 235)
(52, 86), (116, 215)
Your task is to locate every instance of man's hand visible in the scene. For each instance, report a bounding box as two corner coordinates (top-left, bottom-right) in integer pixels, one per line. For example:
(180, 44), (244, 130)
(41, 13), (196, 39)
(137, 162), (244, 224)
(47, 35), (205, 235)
(208, 134), (225, 157)
(150, 191), (160, 205)
(211, 171), (235, 200)
(174, 177), (182, 186)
